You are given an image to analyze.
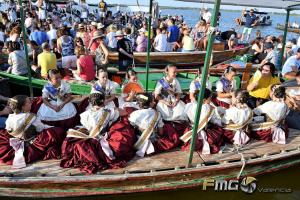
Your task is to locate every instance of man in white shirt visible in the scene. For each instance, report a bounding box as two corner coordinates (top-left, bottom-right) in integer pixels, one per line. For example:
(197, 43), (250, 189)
(202, 8), (212, 24)
(153, 28), (167, 52)
(282, 47), (300, 80)
(261, 42), (278, 67)
(47, 23), (57, 49)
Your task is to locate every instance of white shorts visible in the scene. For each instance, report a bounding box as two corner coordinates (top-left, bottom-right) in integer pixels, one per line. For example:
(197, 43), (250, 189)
(99, 11), (106, 18)
(62, 55), (77, 69)
(243, 27), (253, 35)
(167, 42), (176, 52)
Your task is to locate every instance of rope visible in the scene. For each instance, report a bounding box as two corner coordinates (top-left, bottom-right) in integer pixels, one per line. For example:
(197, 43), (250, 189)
(235, 145), (246, 179)
(221, 144), (246, 179)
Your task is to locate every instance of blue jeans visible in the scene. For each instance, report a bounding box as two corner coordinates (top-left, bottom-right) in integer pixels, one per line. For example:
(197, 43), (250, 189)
(0, 117), (7, 129)
(119, 60), (133, 71)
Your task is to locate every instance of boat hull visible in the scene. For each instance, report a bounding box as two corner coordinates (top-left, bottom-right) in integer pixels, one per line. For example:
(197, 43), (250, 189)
(0, 124), (299, 199)
(108, 46), (250, 67)
(0, 141), (299, 198)
(276, 24), (300, 34)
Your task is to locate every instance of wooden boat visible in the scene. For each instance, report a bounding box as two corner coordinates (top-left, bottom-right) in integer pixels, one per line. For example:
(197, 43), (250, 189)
(0, 59), (253, 95)
(0, 71), (92, 95)
(108, 45), (251, 67)
(276, 24), (300, 34)
(0, 128), (299, 198)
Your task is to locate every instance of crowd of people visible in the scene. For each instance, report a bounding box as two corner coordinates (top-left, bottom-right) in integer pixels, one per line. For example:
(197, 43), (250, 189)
(0, 0), (300, 174)
(0, 0), (245, 78)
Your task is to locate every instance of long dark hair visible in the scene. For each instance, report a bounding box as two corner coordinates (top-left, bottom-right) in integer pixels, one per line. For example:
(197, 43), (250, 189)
(8, 95), (28, 114)
(260, 62), (276, 77)
(89, 93), (105, 107)
(233, 90), (249, 104)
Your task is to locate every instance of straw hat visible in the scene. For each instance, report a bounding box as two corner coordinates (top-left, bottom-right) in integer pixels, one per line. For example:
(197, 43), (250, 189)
(286, 41), (293, 48)
(138, 28), (146, 33)
(97, 23), (104, 29)
(92, 31), (105, 40)
(91, 21), (97, 27)
(108, 25), (117, 32)
(115, 30), (124, 37)
(78, 24), (85, 29)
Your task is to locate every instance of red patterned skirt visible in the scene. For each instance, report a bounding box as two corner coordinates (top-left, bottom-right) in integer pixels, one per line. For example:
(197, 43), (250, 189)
(153, 121), (189, 153)
(211, 96), (230, 109)
(0, 127), (65, 165)
(251, 123), (289, 143)
(60, 121), (136, 174)
(181, 125), (224, 154)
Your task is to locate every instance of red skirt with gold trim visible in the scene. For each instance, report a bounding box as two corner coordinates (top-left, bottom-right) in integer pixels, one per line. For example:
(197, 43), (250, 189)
(0, 127), (65, 165)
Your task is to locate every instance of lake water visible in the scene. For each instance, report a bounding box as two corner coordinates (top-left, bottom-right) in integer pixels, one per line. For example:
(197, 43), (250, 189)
(109, 6), (300, 41)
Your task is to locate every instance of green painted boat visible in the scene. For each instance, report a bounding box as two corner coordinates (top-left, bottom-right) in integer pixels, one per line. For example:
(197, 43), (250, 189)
(0, 69), (242, 95)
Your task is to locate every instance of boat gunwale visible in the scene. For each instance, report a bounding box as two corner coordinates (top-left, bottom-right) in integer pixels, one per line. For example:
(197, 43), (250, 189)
(108, 46), (251, 57)
(0, 146), (299, 184)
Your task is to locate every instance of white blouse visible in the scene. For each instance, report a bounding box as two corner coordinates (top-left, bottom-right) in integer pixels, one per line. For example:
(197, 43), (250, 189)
(215, 79), (237, 104)
(6, 113), (52, 138)
(154, 77), (182, 99)
(222, 106), (252, 125)
(129, 108), (164, 130)
(253, 101), (289, 122)
(184, 102), (221, 126)
(189, 78), (212, 93)
(80, 107), (119, 132)
(91, 80), (119, 96)
(42, 80), (71, 103)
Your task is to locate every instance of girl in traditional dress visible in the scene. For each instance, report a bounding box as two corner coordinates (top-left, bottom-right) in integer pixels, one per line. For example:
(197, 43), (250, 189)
(61, 93), (135, 174)
(154, 64), (186, 122)
(0, 95), (65, 168)
(181, 88), (223, 154)
(91, 68), (119, 109)
(129, 93), (164, 157)
(250, 85), (289, 144)
(118, 69), (144, 110)
(189, 70), (212, 103)
(213, 66), (237, 108)
(37, 69), (78, 129)
(221, 90), (253, 146)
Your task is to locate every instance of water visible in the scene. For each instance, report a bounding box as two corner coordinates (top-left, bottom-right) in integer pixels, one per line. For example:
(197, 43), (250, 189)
(160, 8), (300, 40)
(108, 6), (300, 41)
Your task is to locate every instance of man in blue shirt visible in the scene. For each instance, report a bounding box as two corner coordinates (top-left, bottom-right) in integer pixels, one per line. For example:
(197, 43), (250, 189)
(282, 48), (300, 80)
(167, 18), (179, 51)
(241, 9), (258, 42)
(29, 26), (48, 46)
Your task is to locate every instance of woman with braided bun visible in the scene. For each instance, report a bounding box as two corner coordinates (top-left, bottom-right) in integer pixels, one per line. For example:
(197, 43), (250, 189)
(61, 93), (135, 174)
(220, 90), (253, 146)
(250, 85), (289, 144)
(0, 95), (65, 169)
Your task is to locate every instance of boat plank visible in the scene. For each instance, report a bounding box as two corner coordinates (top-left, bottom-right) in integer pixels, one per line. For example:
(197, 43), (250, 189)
(0, 129), (299, 177)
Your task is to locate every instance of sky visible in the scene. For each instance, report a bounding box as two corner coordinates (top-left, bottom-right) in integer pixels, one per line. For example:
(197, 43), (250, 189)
(86, 0), (299, 14)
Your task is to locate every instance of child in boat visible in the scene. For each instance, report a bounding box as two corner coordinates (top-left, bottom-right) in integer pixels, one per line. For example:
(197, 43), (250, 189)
(181, 88), (223, 154)
(0, 95), (65, 168)
(129, 93), (164, 157)
(189, 70), (212, 103)
(251, 85), (289, 144)
(213, 66), (237, 108)
(154, 64), (186, 121)
(91, 68), (119, 109)
(37, 69), (78, 129)
(118, 69), (144, 110)
(221, 90), (253, 146)
(60, 93), (135, 174)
